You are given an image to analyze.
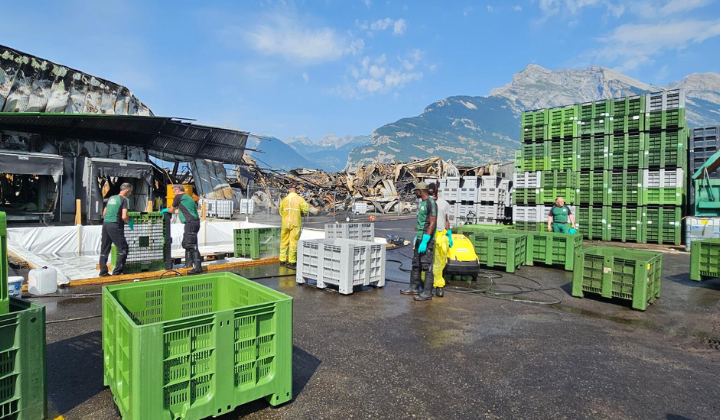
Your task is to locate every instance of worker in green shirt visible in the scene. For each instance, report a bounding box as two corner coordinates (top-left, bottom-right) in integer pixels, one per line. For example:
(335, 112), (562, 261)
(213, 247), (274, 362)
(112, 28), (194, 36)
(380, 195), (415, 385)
(164, 185), (202, 274)
(98, 183), (133, 277)
(400, 181), (437, 302)
(547, 196), (576, 233)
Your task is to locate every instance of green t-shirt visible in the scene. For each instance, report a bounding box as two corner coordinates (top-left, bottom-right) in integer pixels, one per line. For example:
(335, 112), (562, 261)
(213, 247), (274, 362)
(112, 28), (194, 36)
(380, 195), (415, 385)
(416, 197), (438, 238)
(549, 205), (571, 223)
(173, 193), (199, 223)
(103, 195), (129, 224)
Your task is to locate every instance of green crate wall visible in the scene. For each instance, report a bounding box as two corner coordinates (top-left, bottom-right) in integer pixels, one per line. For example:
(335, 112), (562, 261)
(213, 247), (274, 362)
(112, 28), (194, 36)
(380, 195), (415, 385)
(576, 136), (608, 171)
(522, 124), (547, 142)
(514, 150), (522, 170)
(512, 222), (545, 232)
(577, 207), (605, 240)
(605, 207), (643, 242)
(689, 239), (720, 281)
(607, 133), (646, 169)
(512, 188), (538, 205)
(102, 273), (293, 420)
(467, 231), (527, 273)
(646, 108), (686, 131)
(455, 224), (513, 237)
(520, 142), (546, 172)
(545, 139), (577, 171)
(642, 207), (682, 245)
(611, 115), (645, 133)
(571, 246), (662, 311)
(605, 171), (643, 206)
(521, 109), (548, 128)
(0, 212), (7, 315)
(234, 227), (281, 259)
(576, 172), (606, 206)
(525, 231), (583, 271)
(612, 95), (645, 117)
(540, 188), (577, 205)
(645, 129), (687, 168)
(547, 105), (580, 139)
(541, 170), (577, 189)
(641, 188), (684, 206)
(0, 298), (47, 420)
(579, 117), (611, 137)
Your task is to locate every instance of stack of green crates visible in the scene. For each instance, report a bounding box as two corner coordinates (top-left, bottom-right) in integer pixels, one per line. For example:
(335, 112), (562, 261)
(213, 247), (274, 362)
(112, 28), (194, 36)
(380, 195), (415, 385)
(525, 231), (583, 271)
(572, 246), (662, 311)
(515, 90), (686, 245)
(466, 231), (527, 273)
(111, 212), (170, 274)
(0, 211), (8, 314)
(102, 273), (292, 420)
(234, 227), (281, 259)
(689, 239), (720, 281)
(455, 224), (513, 236)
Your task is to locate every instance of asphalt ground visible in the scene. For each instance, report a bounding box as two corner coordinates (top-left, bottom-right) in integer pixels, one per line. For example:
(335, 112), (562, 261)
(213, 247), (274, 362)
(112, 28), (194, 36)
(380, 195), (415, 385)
(26, 215), (720, 419)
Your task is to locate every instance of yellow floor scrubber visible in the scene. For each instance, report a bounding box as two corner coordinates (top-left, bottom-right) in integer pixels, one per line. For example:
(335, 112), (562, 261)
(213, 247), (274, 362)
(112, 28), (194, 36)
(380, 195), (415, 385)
(443, 233), (481, 281)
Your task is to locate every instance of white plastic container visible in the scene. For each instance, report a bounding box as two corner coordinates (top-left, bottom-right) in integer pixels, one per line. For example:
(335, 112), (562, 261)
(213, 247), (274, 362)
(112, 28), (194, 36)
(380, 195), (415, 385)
(7, 276), (23, 298)
(27, 266), (58, 295)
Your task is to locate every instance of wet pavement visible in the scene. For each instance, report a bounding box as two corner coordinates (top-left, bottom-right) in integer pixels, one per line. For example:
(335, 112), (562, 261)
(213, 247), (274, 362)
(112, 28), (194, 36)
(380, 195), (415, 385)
(33, 217), (720, 419)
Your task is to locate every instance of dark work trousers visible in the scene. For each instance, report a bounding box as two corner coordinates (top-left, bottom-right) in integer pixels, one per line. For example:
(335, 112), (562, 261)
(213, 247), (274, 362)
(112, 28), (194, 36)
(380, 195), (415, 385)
(409, 237), (435, 290)
(99, 222), (128, 275)
(182, 219), (201, 250)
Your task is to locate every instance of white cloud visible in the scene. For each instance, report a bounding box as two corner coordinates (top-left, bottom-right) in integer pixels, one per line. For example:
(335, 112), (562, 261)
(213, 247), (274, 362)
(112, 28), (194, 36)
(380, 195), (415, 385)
(393, 19), (407, 36)
(593, 18), (720, 71)
(332, 51), (426, 97)
(363, 0), (372, 8)
(463, 7), (474, 16)
(302, 72), (309, 83)
(487, 5), (494, 13)
(240, 14), (364, 64)
(370, 17), (394, 31)
(514, 5), (523, 11)
(537, 0), (625, 19)
(660, 0), (713, 15)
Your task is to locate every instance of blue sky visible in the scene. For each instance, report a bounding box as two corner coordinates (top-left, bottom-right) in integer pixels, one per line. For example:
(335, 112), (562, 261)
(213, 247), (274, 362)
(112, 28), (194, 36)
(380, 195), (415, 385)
(2, 0), (720, 141)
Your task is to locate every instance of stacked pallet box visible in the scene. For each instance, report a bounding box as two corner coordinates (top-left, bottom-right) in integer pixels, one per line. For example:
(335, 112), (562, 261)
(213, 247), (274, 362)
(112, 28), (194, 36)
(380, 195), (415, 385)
(515, 90), (687, 245)
(689, 126), (720, 213)
(111, 212), (171, 273)
(437, 176), (511, 225)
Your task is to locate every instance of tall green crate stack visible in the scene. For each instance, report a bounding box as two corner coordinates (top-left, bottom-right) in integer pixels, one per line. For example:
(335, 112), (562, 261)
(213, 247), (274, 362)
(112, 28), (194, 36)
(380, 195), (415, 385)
(234, 227), (281, 259)
(111, 212), (171, 273)
(515, 89), (686, 245)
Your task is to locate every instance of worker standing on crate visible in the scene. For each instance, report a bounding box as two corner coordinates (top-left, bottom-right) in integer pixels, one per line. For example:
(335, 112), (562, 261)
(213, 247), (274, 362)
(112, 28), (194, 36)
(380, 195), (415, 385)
(98, 183), (133, 277)
(164, 185), (202, 274)
(547, 196), (576, 233)
(428, 183), (453, 298)
(279, 185), (309, 269)
(401, 181), (437, 301)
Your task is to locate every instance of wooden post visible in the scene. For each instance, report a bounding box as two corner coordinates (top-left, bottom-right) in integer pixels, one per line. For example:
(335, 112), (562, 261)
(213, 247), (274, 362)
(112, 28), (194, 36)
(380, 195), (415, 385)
(75, 199), (82, 225)
(146, 200), (153, 212)
(201, 201), (207, 246)
(201, 201), (207, 221)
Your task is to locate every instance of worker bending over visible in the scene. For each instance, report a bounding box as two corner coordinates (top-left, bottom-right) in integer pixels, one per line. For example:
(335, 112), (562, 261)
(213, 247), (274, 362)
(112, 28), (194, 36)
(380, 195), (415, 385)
(279, 185), (309, 268)
(164, 185), (202, 274)
(428, 183), (453, 298)
(98, 183), (133, 277)
(547, 196), (576, 233)
(401, 181), (437, 302)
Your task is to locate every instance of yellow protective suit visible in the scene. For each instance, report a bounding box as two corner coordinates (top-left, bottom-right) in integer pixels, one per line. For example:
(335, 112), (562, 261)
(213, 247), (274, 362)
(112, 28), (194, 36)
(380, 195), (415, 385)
(433, 229), (450, 288)
(279, 192), (310, 263)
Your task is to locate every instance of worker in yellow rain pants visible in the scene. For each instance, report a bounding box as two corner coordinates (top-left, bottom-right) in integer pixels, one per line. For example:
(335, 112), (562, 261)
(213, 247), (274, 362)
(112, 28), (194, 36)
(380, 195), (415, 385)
(279, 185), (310, 268)
(428, 183), (453, 297)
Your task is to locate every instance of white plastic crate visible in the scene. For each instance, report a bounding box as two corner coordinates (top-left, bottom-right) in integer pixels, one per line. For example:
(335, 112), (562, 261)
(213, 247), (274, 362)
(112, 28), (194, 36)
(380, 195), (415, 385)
(481, 175), (501, 189)
(296, 238), (386, 295)
(477, 186), (506, 203)
(325, 223), (375, 242)
(513, 171), (542, 189)
(441, 187), (459, 202)
(513, 205), (576, 223)
(239, 199), (255, 214)
(646, 89), (685, 112)
(642, 169), (684, 188)
(460, 176), (478, 202)
(352, 202), (368, 214)
(499, 179), (513, 207)
(446, 176), (461, 189)
(215, 200), (234, 219)
(686, 216), (720, 251)
(475, 204), (504, 220)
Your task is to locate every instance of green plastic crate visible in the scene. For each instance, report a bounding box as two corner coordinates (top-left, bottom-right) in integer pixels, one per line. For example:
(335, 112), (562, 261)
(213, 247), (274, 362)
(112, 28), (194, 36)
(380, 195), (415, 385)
(641, 188), (684, 206)
(0, 298), (47, 420)
(612, 96), (645, 117)
(0, 212), (7, 315)
(512, 188), (538, 205)
(576, 207), (605, 240)
(605, 207), (643, 242)
(541, 170), (577, 189)
(455, 224), (512, 237)
(526, 231), (583, 271)
(690, 239), (720, 281)
(645, 129), (687, 168)
(546, 138), (578, 170)
(467, 231), (527, 273)
(608, 132), (645, 153)
(521, 124), (546, 142)
(514, 150), (522, 170)
(547, 120), (579, 139)
(576, 136), (608, 171)
(548, 105), (579, 125)
(540, 188), (577, 205)
(605, 171), (643, 206)
(576, 172), (607, 206)
(579, 118), (611, 136)
(607, 133), (646, 169)
(520, 142), (546, 172)
(572, 246), (662, 310)
(234, 227), (281, 260)
(645, 108), (686, 130)
(642, 207), (682, 245)
(102, 273), (293, 420)
(513, 222), (545, 232)
(611, 115), (645, 133)
(521, 109), (548, 128)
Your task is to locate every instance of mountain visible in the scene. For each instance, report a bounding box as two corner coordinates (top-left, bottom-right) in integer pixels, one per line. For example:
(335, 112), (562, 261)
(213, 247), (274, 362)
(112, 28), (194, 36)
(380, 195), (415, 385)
(282, 134), (372, 172)
(246, 136), (314, 171)
(345, 65), (720, 170)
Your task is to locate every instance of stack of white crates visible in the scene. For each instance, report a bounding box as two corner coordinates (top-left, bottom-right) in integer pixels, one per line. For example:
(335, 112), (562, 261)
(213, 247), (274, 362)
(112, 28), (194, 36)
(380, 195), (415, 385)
(476, 176), (508, 224)
(435, 175), (512, 225)
(352, 202), (368, 214)
(239, 199), (254, 214)
(297, 222), (385, 295)
(199, 199), (234, 219)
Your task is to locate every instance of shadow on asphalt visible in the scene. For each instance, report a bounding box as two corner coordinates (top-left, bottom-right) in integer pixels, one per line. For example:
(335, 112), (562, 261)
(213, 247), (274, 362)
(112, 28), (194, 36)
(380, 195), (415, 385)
(666, 272), (720, 290)
(217, 345), (322, 419)
(47, 331), (104, 414)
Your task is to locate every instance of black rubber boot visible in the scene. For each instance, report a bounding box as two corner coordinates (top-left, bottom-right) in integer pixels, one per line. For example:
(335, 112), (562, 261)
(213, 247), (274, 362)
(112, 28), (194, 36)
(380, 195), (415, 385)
(436, 287), (445, 298)
(111, 252), (127, 276)
(400, 279), (421, 295)
(188, 250), (203, 274)
(185, 250), (192, 268)
(414, 271), (434, 301)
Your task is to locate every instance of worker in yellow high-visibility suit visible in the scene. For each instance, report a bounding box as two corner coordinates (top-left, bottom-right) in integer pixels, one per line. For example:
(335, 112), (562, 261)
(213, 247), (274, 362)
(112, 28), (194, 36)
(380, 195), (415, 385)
(428, 182), (453, 297)
(279, 185), (310, 268)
